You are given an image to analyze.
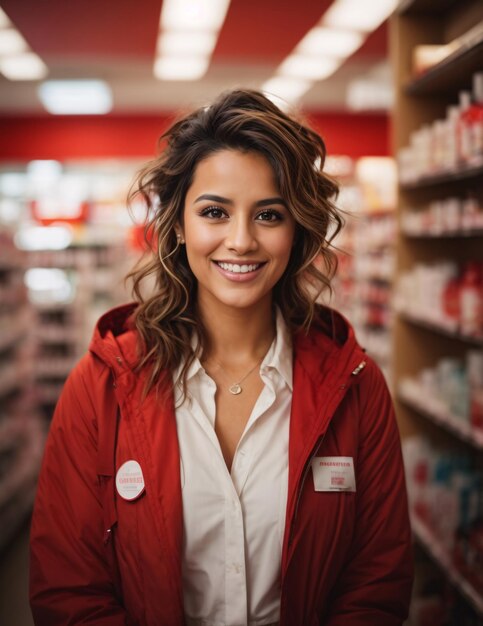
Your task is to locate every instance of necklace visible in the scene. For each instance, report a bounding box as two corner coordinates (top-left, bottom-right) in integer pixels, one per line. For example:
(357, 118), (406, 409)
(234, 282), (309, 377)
(204, 356), (264, 395)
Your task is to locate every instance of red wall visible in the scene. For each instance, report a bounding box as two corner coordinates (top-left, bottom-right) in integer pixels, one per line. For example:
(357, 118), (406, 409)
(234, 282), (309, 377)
(0, 112), (390, 162)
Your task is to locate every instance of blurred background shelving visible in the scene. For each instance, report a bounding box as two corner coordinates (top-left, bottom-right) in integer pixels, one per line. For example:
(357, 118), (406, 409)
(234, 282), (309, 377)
(392, 0), (483, 622)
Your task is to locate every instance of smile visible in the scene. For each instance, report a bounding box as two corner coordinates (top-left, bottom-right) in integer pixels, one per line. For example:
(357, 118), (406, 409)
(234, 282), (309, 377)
(215, 262), (263, 274)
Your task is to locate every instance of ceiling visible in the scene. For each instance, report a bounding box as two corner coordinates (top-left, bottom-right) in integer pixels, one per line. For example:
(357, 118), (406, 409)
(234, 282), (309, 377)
(0, 0), (390, 115)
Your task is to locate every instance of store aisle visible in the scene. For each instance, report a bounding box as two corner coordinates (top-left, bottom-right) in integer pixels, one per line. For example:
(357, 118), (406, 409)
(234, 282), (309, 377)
(0, 516), (34, 626)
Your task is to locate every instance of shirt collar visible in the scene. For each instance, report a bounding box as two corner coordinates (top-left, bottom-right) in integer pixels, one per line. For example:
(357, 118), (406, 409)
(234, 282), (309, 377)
(173, 307), (293, 391)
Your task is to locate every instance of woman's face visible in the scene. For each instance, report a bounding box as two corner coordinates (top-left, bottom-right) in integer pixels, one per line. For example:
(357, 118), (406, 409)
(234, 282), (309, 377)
(179, 149), (296, 315)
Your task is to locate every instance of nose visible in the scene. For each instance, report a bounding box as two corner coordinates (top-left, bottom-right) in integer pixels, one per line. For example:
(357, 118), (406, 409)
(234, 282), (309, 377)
(224, 214), (258, 254)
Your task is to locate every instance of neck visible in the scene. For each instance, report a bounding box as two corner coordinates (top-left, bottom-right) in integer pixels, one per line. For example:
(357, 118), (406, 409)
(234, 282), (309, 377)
(198, 298), (276, 366)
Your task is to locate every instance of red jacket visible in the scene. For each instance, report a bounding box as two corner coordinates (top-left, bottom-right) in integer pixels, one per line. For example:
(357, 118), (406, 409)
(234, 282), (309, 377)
(30, 304), (413, 625)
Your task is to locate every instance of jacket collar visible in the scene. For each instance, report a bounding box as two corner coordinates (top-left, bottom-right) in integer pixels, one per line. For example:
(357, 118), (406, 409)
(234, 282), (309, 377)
(89, 302), (366, 406)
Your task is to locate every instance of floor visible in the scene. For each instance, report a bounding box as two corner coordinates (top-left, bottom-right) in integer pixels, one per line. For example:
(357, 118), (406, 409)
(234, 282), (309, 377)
(0, 516), (34, 626)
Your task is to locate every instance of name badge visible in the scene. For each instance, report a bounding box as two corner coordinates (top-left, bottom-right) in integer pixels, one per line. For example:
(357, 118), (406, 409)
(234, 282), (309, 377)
(116, 459), (145, 501)
(311, 456), (356, 492)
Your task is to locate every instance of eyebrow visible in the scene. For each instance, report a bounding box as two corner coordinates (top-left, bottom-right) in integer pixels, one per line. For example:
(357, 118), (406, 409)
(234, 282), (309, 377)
(194, 193), (288, 208)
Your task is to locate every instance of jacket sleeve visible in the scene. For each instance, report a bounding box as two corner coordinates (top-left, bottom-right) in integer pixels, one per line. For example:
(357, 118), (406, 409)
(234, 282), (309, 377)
(29, 355), (129, 625)
(324, 361), (413, 625)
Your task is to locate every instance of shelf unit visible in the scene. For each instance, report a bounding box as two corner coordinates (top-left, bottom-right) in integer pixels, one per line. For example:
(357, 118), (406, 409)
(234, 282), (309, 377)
(25, 241), (130, 418)
(398, 382), (483, 450)
(0, 227), (45, 553)
(398, 311), (483, 347)
(330, 158), (397, 386)
(391, 0), (483, 621)
(411, 515), (483, 618)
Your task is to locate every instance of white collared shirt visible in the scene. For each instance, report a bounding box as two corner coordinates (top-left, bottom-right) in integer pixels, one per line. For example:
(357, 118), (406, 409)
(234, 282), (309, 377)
(173, 309), (293, 626)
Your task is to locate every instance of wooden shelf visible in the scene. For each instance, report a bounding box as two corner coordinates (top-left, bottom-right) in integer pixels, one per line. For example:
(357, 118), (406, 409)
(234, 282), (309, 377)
(402, 228), (483, 239)
(412, 515), (483, 617)
(397, 0), (459, 15)
(398, 384), (483, 450)
(405, 37), (483, 96)
(400, 161), (483, 190)
(398, 311), (483, 346)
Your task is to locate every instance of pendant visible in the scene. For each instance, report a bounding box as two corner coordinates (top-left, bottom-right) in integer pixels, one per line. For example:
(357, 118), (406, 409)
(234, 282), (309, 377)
(229, 383), (242, 395)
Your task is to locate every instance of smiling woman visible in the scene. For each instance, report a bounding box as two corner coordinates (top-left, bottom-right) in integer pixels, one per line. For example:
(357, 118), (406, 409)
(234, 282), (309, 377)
(180, 150), (296, 315)
(29, 89), (413, 626)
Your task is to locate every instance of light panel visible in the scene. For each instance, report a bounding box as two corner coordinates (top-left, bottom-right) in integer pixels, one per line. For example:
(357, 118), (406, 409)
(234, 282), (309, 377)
(38, 80), (113, 114)
(296, 26), (364, 58)
(0, 28), (27, 56)
(157, 31), (217, 56)
(322, 0), (399, 33)
(346, 78), (394, 111)
(262, 76), (312, 105)
(279, 55), (342, 81)
(0, 9), (48, 80)
(154, 56), (209, 80)
(155, 0), (231, 81)
(161, 0), (230, 31)
(17, 227), (73, 252)
(0, 7), (10, 29)
(0, 52), (47, 80)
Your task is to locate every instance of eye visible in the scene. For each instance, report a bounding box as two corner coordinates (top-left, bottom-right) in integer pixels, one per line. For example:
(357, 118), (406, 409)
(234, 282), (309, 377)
(200, 206), (226, 219)
(256, 209), (283, 222)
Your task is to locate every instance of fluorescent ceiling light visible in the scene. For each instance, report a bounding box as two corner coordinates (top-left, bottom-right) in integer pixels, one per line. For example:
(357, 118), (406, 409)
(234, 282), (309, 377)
(38, 80), (113, 114)
(0, 7), (10, 28)
(154, 55), (209, 80)
(262, 76), (312, 105)
(0, 172), (27, 196)
(346, 78), (394, 110)
(17, 227), (73, 252)
(0, 29), (27, 56)
(27, 159), (63, 179)
(323, 0), (399, 33)
(157, 31), (217, 56)
(0, 52), (47, 80)
(24, 267), (75, 304)
(296, 26), (364, 58)
(161, 0), (230, 31)
(279, 55), (341, 81)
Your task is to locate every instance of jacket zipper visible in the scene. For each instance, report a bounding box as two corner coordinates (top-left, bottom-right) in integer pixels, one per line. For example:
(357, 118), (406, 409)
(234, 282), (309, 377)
(287, 432), (326, 548)
(286, 360), (367, 550)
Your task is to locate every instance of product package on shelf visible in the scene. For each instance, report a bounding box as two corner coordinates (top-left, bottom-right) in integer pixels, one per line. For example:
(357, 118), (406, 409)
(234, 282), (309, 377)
(395, 261), (483, 340)
(398, 71), (483, 185)
(401, 195), (483, 237)
(399, 350), (483, 443)
(403, 436), (483, 618)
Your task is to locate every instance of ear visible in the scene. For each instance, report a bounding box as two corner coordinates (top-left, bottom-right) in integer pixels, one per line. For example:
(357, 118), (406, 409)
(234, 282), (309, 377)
(174, 225), (185, 244)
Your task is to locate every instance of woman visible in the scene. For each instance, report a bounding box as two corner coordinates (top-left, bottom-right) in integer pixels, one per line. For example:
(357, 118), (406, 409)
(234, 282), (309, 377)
(30, 89), (413, 625)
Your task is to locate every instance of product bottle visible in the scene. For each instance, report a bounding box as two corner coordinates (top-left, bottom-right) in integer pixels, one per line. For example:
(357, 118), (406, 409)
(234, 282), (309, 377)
(467, 350), (483, 431)
(442, 271), (461, 331)
(459, 261), (482, 337)
(457, 90), (472, 164)
(460, 72), (483, 164)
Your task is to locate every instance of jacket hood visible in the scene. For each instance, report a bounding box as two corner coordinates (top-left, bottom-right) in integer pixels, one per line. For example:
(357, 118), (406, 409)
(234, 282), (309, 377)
(89, 302), (140, 371)
(88, 302), (365, 379)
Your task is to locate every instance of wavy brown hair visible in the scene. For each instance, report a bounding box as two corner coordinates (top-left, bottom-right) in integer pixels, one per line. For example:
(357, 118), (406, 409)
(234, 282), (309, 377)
(127, 88), (343, 395)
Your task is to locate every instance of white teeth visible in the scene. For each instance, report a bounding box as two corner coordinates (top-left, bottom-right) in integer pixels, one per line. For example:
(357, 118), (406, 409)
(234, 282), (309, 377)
(218, 262), (260, 273)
